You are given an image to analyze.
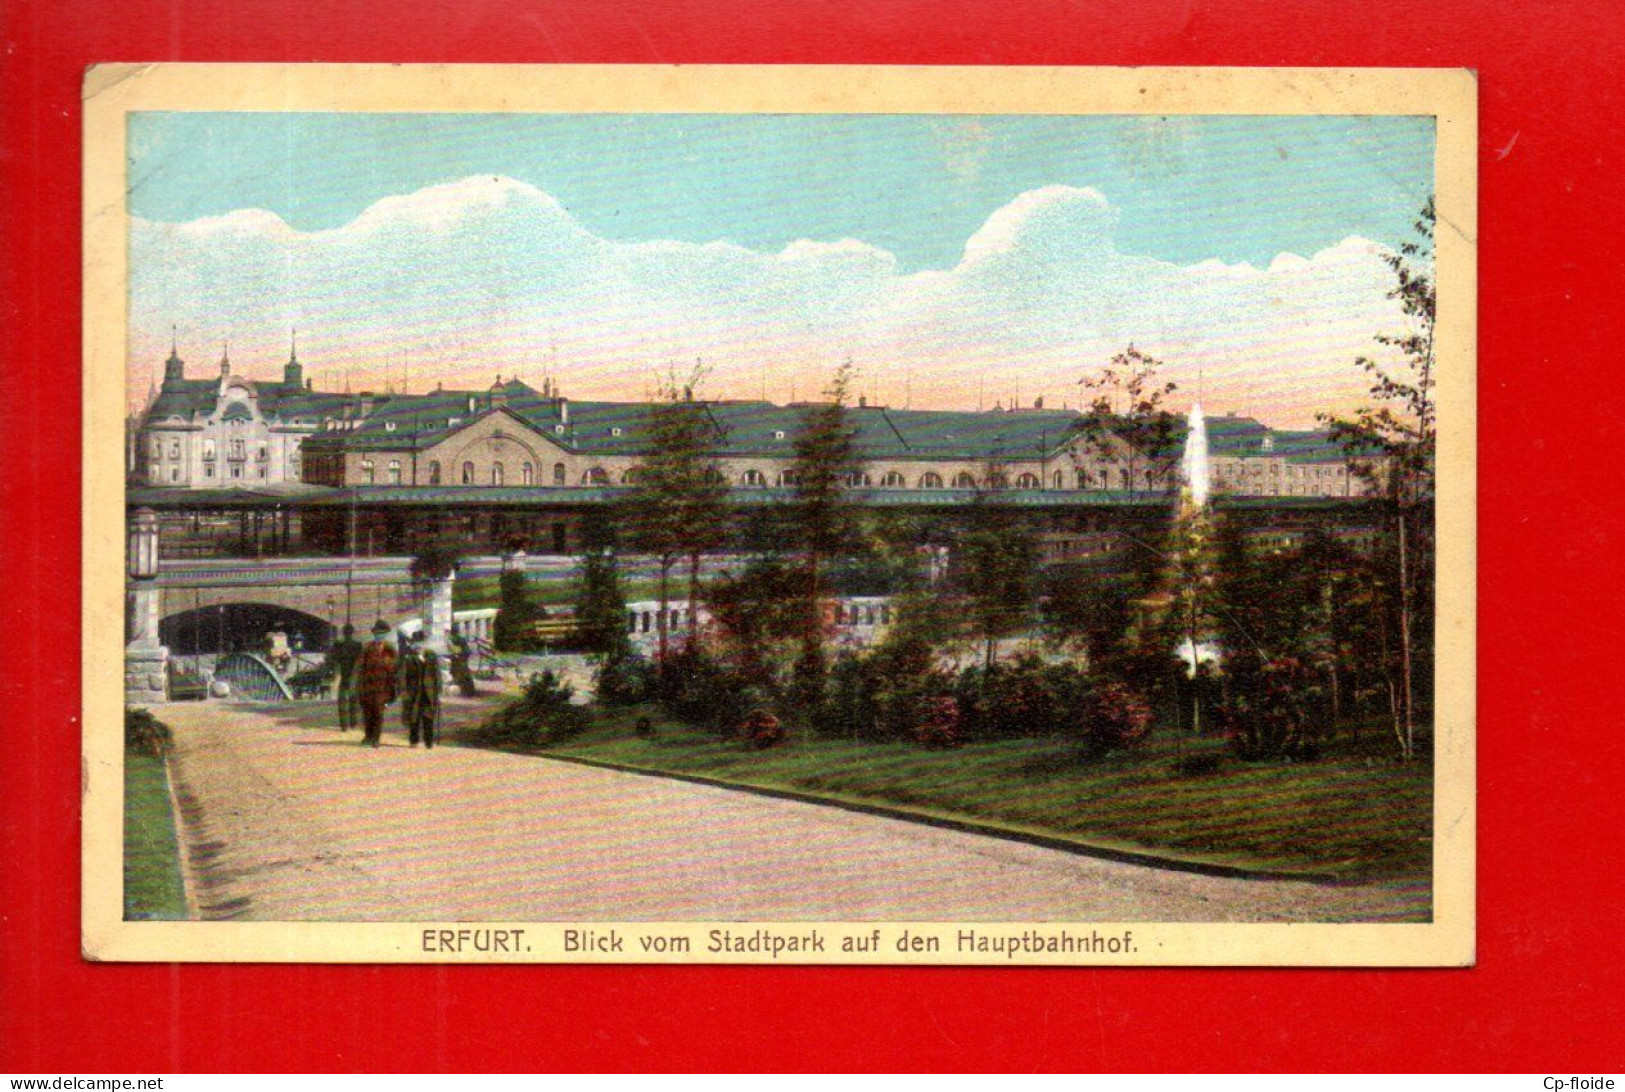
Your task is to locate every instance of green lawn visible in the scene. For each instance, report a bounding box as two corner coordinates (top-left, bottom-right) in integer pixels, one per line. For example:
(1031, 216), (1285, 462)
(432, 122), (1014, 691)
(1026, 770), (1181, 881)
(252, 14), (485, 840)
(497, 707), (1432, 881)
(124, 748), (189, 920)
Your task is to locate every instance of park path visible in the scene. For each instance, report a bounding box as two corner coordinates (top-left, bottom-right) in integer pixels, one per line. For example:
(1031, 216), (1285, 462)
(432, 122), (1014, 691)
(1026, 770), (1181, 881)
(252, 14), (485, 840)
(158, 698), (1428, 923)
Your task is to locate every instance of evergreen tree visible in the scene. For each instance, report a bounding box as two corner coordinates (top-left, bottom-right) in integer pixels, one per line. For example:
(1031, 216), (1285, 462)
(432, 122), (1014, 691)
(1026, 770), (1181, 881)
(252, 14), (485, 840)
(786, 361), (864, 706)
(491, 569), (543, 652)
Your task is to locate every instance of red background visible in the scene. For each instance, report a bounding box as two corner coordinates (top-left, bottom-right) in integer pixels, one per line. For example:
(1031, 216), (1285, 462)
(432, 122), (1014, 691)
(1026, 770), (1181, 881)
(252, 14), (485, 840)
(2, 0), (1620, 1073)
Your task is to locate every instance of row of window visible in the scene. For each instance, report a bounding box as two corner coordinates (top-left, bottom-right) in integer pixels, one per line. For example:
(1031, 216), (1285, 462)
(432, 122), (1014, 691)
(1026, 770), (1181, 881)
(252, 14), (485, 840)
(148, 438), (297, 466)
(357, 459), (622, 487)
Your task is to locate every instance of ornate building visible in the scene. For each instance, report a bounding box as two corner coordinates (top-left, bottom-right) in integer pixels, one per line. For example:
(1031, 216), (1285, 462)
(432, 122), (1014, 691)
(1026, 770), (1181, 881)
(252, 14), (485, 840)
(132, 338), (349, 488)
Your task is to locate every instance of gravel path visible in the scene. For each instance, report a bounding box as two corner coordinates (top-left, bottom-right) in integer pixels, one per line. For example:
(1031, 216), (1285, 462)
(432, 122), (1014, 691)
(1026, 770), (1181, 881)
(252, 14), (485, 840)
(158, 699), (1428, 923)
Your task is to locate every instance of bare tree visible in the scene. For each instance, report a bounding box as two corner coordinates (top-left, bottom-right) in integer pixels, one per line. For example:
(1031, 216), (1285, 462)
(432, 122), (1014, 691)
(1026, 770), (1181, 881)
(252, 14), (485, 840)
(1075, 345), (1181, 497)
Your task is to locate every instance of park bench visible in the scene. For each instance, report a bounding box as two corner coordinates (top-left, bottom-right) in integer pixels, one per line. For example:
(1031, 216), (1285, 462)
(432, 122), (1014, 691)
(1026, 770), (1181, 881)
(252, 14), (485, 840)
(531, 618), (584, 648)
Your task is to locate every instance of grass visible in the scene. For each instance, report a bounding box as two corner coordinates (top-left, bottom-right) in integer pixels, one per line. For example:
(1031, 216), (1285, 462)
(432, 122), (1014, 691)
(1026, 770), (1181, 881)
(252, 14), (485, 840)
(488, 705), (1432, 881)
(123, 747), (189, 920)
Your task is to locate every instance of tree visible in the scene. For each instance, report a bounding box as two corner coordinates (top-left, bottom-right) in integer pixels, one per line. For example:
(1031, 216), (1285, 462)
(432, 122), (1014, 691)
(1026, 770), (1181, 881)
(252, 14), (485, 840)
(1320, 197), (1437, 761)
(957, 516), (1039, 669)
(1075, 345), (1181, 497)
(491, 568), (543, 653)
(786, 361), (864, 705)
(574, 550), (630, 659)
(625, 366), (731, 668)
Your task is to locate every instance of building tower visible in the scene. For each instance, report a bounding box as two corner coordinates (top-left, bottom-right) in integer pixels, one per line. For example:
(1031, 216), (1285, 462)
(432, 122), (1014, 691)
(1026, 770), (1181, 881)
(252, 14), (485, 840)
(284, 330), (304, 389)
(162, 327), (185, 387)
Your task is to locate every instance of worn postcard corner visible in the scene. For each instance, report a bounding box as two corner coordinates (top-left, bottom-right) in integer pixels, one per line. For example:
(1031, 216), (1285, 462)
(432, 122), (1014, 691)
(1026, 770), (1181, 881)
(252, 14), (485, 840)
(85, 63), (1475, 966)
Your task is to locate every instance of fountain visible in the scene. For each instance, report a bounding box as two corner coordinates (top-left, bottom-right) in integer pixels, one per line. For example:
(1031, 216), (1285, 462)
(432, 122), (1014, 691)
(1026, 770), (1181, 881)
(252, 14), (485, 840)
(1173, 403), (1221, 696)
(1180, 401), (1211, 511)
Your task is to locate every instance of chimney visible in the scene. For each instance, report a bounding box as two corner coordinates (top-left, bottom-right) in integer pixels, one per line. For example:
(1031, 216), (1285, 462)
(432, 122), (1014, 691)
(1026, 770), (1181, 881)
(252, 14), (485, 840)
(559, 397), (569, 425)
(490, 380), (508, 409)
(358, 391), (375, 417)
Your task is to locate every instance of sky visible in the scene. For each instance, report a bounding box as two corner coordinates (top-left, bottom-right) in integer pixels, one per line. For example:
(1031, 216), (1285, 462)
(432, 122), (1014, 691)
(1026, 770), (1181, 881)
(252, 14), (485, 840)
(127, 112), (1434, 426)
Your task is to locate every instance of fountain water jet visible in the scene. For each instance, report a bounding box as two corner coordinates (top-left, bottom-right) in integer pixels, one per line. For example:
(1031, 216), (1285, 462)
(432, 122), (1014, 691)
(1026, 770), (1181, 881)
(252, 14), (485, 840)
(1180, 402), (1211, 510)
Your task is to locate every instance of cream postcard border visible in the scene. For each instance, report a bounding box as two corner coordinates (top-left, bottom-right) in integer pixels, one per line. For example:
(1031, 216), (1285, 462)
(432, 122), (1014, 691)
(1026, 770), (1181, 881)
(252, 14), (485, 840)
(82, 64), (1476, 965)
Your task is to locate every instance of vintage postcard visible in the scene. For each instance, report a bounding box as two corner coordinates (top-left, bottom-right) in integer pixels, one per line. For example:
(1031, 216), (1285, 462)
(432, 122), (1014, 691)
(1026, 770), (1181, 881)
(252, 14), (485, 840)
(84, 65), (1475, 964)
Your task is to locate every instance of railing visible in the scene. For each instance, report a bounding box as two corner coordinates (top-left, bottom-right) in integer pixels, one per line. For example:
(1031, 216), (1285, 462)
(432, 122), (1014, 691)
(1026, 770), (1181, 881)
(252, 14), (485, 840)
(213, 652), (295, 702)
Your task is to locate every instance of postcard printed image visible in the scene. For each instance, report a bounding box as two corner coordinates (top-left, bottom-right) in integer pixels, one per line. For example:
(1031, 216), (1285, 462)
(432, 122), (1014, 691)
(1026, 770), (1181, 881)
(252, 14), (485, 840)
(84, 65), (1475, 964)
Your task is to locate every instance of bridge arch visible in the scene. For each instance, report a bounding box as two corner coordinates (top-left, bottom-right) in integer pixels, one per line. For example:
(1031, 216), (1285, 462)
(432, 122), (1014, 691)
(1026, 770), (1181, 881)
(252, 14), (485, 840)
(160, 601), (336, 656)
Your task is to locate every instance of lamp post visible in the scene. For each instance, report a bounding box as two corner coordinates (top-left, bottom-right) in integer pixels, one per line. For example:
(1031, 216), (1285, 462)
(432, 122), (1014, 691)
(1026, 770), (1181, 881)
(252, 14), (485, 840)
(124, 507), (169, 703)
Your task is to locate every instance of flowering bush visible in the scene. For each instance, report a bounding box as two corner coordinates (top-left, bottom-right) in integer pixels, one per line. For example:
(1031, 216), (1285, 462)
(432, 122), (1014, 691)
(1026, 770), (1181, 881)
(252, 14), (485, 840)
(741, 708), (786, 750)
(911, 696), (964, 749)
(1218, 654), (1323, 761)
(1081, 680), (1154, 757)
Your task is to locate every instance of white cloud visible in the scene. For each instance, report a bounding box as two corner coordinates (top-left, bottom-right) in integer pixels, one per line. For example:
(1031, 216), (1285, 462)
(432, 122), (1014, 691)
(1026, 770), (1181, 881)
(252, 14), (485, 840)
(130, 175), (1408, 426)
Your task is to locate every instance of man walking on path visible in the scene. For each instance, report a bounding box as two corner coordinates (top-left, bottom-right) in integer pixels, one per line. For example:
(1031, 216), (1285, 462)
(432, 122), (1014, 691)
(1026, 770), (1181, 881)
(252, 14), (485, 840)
(357, 620), (398, 747)
(328, 623), (363, 732)
(399, 630), (443, 749)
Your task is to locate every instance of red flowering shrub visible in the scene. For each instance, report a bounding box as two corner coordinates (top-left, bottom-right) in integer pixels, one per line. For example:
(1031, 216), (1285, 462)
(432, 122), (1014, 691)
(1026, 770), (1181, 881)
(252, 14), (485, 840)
(1082, 681), (1153, 757)
(741, 708), (786, 750)
(1218, 655), (1323, 761)
(911, 695), (964, 749)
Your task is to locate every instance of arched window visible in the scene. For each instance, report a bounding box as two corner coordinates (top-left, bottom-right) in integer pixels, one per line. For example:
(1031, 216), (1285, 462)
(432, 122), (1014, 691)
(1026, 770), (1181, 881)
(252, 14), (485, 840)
(919, 472), (943, 489)
(845, 471), (872, 487)
(953, 471), (977, 489)
(778, 470), (801, 487)
(882, 471), (905, 488)
(582, 467), (608, 486)
(553, 462), (566, 486)
(388, 460), (402, 485)
(492, 462), (504, 486)
(169, 440), (181, 459)
(621, 468), (642, 485)
(428, 461), (441, 485)
(522, 462), (534, 486)
(361, 459), (375, 484)
(461, 461), (474, 485)
(1016, 472), (1040, 489)
(1076, 469), (1089, 489)
(742, 469), (766, 488)
(1052, 470), (1064, 490)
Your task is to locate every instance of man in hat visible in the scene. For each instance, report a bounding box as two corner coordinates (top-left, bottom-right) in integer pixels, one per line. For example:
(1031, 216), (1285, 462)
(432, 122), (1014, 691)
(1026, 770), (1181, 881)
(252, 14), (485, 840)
(357, 620), (399, 747)
(399, 630), (443, 749)
(327, 623), (363, 732)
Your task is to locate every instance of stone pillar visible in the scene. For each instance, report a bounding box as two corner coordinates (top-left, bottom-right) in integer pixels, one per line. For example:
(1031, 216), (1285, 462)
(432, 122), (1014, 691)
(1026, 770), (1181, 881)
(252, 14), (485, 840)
(422, 571), (455, 656)
(125, 508), (170, 704)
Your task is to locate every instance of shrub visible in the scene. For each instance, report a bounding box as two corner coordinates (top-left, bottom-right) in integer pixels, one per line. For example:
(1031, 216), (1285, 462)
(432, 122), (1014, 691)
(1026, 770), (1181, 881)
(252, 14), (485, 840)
(823, 653), (880, 738)
(740, 708), (786, 749)
(657, 645), (758, 732)
(596, 648), (655, 707)
(125, 707), (173, 757)
(911, 696), (964, 749)
(1218, 654), (1324, 761)
(480, 669), (591, 745)
(954, 656), (1083, 740)
(1081, 680), (1154, 758)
